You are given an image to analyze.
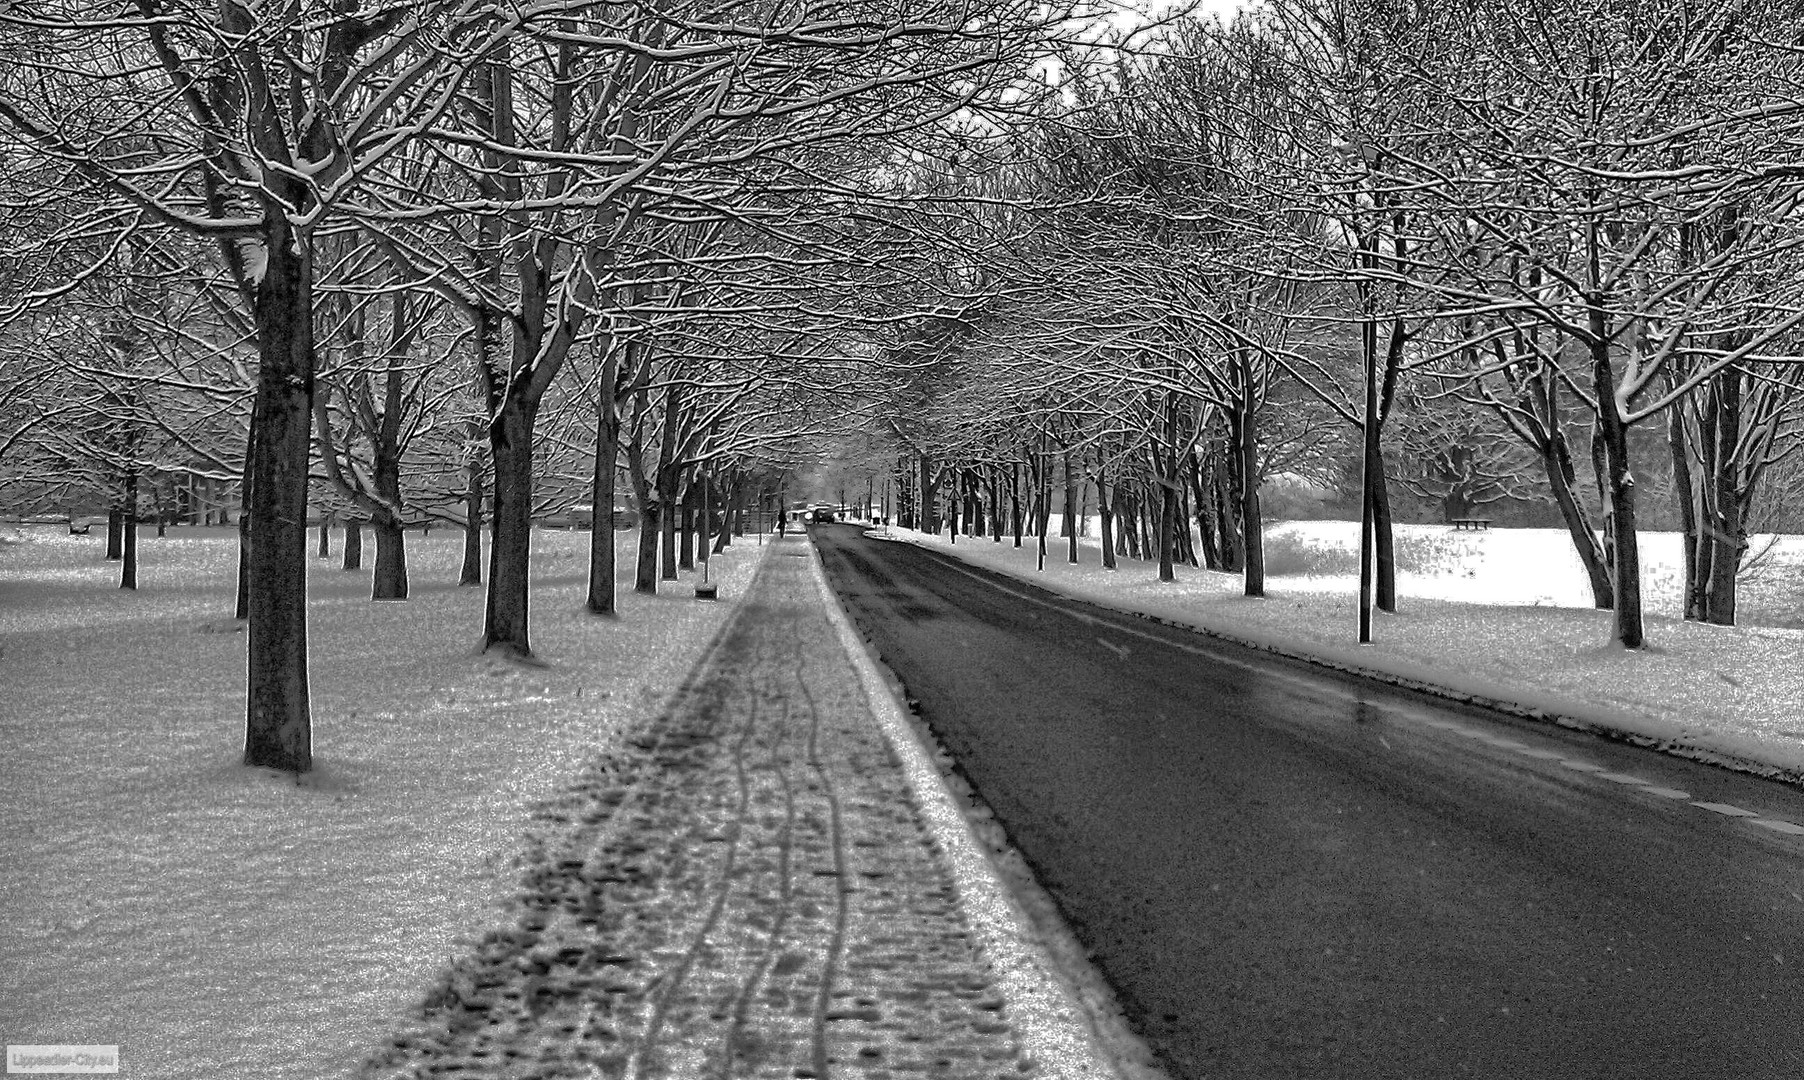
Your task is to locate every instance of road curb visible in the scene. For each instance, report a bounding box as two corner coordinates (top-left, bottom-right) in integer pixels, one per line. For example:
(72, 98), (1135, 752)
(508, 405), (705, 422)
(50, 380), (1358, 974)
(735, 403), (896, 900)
(805, 542), (1132, 1080)
(880, 530), (1804, 792)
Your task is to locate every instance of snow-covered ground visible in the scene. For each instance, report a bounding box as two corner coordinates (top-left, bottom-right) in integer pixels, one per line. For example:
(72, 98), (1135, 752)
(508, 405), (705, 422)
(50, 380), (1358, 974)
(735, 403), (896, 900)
(0, 524), (763, 1079)
(880, 519), (1804, 779)
(5, 515), (1800, 1076)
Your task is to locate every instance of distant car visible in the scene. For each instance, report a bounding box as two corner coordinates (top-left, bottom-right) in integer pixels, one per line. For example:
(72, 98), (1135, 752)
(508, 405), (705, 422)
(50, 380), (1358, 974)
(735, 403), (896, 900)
(810, 507), (835, 524)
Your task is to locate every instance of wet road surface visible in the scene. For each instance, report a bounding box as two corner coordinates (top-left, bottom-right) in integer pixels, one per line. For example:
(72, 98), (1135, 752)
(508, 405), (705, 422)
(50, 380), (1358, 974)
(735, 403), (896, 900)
(812, 525), (1804, 1079)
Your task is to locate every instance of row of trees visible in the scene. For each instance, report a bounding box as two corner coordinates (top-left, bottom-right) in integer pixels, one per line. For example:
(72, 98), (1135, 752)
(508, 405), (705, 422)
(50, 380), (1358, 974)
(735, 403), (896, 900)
(6, 0), (1804, 772)
(855, 0), (1804, 650)
(0, 1), (1096, 771)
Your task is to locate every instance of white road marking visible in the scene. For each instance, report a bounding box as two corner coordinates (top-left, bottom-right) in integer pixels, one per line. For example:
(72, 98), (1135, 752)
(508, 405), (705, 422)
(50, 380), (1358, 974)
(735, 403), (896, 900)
(1559, 760), (1607, 772)
(1513, 748), (1565, 760)
(1750, 819), (1804, 836)
(1095, 638), (1129, 660)
(1692, 802), (1759, 817)
(1595, 772), (1653, 786)
(1642, 787), (1691, 800)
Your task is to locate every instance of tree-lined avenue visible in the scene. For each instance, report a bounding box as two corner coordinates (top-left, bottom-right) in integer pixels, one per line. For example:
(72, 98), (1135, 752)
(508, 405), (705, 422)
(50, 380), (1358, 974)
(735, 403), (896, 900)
(811, 524), (1804, 1079)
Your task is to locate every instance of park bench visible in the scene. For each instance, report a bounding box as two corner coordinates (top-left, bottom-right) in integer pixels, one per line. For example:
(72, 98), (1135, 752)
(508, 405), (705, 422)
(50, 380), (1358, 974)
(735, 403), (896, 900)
(1451, 517), (1491, 531)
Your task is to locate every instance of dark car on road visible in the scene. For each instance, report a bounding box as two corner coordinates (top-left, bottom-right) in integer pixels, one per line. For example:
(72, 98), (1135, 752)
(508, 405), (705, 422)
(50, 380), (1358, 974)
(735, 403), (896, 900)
(810, 507), (836, 524)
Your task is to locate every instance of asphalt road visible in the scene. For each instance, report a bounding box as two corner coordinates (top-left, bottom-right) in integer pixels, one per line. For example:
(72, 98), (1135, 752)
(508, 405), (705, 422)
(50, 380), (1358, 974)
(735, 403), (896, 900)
(810, 524), (1804, 1080)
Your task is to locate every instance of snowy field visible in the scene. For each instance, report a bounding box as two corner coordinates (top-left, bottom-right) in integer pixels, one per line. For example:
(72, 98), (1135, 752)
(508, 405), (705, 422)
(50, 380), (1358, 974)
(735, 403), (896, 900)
(0, 525), (764, 1079)
(884, 519), (1804, 779)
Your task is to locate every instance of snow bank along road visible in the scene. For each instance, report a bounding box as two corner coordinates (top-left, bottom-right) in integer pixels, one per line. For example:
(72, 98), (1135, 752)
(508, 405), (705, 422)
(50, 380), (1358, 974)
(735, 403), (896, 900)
(812, 523), (1804, 1079)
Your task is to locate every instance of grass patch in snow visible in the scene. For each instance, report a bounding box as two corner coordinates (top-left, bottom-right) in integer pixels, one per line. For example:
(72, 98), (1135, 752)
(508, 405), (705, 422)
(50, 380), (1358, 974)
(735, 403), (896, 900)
(1262, 521), (1471, 576)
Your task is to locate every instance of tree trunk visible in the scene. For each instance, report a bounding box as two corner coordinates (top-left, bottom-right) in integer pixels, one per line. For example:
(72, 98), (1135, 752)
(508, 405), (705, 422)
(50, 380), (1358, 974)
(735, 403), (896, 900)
(1590, 423), (1618, 594)
(371, 511), (409, 601)
(1112, 488), (1123, 550)
(1589, 330), (1645, 648)
(1035, 452), (1050, 570)
(1542, 433), (1613, 609)
(1669, 396), (1704, 620)
(460, 436), (484, 586)
(120, 473), (137, 590)
(1157, 479), (1177, 583)
(483, 394), (537, 657)
(988, 466), (1002, 543)
(713, 473), (732, 555)
(678, 481), (696, 571)
(1703, 370), (1745, 625)
(1238, 406), (1265, 599)
(1096, 449), (1116, 571)
(235, 506), (251, 621)
(1175, 486), (1198, 568)
(1187, 451), (1219, 571)
(635, 501), (661, 594)
(106, 508), (123, 560)
(242, 229), (314, 773)
(920, 454), (939, 535)
(1359, 313), (1381, 643)
(1010, 461), (1023, 547)
(343, 520), (363, 570)
(1063, 449), (1079, 564)
(317, 519), (330, 559)
(655, 386), (682, 582)
(587, 359), (622, 614)
(1214, 454), (1243, 572)
(660, 475), (679, 581)
(370, 439), (408, 600)
(1372, 469), (1396, 612)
